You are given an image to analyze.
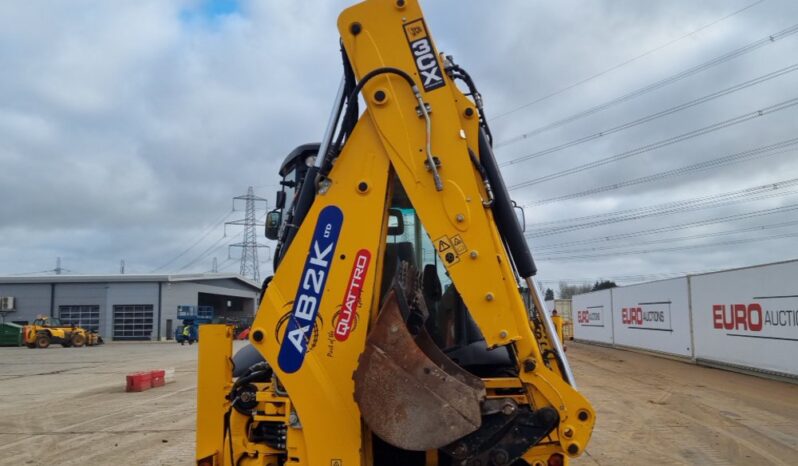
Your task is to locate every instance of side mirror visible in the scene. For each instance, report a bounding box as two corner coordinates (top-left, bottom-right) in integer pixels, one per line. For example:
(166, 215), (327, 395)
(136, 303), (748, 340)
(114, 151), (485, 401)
(265, 210), (282, 240)
(275, 190), (286, 209)
(512, 201), (526, 232)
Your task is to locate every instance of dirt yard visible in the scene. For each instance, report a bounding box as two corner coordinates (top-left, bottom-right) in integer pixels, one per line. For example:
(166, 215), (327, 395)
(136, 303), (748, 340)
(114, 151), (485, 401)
(570, 342), (798, 465)
(0, 341), (795, 465)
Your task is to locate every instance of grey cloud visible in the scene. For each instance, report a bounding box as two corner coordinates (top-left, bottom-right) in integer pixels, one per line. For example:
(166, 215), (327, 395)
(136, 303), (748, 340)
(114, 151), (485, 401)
(1, 0), (796, 287)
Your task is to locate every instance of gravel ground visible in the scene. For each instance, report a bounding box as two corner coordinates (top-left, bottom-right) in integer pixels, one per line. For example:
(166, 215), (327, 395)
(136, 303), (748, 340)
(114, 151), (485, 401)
(0, 340), (795, 465)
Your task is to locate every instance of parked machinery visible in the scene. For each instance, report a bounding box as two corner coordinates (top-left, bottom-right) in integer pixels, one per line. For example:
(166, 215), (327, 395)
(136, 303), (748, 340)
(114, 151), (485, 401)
(23, 316), (102, 349)
(175, 305), (215, 345)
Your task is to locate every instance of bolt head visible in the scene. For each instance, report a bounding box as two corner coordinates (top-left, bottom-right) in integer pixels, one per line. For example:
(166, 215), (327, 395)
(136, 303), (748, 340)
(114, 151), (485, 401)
(350, 22), (362, 35)
(523, 358), (536, 372)
(469, 251), (478, 259)
(501, 402), (516, 416)
(499, 330), (508, 339)
(485, 292), (494, 302)
(252, 330), (264, 342)
(455, 213), (464, 222)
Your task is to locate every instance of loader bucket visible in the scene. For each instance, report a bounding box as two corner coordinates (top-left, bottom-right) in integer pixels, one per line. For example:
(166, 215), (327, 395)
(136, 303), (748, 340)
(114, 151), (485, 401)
(354, 266), (485, 451)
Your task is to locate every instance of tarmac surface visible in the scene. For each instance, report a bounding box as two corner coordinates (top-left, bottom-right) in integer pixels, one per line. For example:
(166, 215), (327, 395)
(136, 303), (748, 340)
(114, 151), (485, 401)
(0, 341), (795, 465)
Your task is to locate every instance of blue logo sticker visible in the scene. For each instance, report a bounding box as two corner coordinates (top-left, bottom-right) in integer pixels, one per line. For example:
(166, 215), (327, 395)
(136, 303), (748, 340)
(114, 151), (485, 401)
(277, 206), (344, 373)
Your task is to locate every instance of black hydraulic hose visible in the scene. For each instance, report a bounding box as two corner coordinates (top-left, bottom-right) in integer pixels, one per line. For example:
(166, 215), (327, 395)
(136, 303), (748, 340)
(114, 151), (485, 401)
(329, 67), (418, 165)
(340, 40), (359, 143)
(281, 69), (417, 259)
(468, 148), (494, 207)
(448, 64), (494, 144)
(478, 128), (537, 278)
(231, 366), (271, 392)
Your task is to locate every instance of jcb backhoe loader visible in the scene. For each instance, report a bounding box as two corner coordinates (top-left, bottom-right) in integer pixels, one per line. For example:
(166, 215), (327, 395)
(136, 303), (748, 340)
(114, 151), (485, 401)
(196, 1), (595, 464)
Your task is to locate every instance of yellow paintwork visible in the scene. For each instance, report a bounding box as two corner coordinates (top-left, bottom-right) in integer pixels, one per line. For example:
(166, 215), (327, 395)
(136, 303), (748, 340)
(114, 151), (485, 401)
(196, 325), (233, 465)
(196, 1), (595, 464)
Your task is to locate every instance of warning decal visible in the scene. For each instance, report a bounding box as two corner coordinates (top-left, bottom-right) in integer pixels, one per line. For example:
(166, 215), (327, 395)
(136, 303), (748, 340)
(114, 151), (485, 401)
(438, 237), (452, 252)
(452, 235), (467, 255)
(433, 234), (468, 266)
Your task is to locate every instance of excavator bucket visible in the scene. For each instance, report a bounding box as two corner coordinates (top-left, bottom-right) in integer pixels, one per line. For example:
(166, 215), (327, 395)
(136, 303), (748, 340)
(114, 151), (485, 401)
(354, 263), (486, 451)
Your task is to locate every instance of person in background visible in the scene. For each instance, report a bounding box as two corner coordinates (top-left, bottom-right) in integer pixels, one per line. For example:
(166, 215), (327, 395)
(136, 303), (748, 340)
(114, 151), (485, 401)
(551, 309), (565, 347)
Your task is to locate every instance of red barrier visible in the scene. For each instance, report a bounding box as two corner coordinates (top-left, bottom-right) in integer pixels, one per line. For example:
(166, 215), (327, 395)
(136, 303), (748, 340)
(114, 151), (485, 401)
(150, 369), (165, 388)
(126, 372), (152, 392)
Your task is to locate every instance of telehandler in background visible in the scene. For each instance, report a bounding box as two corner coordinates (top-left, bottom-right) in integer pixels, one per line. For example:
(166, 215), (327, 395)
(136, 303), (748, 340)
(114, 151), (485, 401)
(196, 0), (595, 465)
(23, 315), (103, 349)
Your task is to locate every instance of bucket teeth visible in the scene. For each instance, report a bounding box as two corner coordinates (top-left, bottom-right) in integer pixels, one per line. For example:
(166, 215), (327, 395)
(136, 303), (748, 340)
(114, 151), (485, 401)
(354, 262), (485, 450)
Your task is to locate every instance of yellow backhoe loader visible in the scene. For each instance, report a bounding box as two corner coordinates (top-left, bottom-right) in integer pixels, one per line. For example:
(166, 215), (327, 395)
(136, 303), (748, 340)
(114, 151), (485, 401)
(196, 1), (595, 464)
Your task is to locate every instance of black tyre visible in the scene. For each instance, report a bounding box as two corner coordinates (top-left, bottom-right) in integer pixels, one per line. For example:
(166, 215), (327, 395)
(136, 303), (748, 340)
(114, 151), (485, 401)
(71, 333), (86, 347)
(35, 334), (51, 349)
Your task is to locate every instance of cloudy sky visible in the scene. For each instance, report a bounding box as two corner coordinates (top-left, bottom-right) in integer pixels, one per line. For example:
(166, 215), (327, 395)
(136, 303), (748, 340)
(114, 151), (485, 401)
(1, 0), (796, 291)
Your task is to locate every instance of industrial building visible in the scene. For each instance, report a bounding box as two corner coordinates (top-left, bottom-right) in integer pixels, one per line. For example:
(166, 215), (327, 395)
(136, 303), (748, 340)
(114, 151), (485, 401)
(0, 274), (260, 341)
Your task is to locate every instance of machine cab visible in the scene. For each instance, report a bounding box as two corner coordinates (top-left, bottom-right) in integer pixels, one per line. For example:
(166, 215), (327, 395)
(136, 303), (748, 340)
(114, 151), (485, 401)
(265, 143), (320, 262)
(33, 317), (63, 327)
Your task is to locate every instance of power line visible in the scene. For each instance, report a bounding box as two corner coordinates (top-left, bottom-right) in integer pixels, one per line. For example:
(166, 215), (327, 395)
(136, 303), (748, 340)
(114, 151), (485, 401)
(524, 138), (798, 206)
(527, 177), (798, 228)
(6, 270), (53, 276)
(498, 62), (798, 156)
(507, 96), (798, 189)
(489, 0), (767, 122)
(533, 203), (798, 250)
(177, 229), (244, 273)
(227, 187), (269, 282)
(528, 192), (798, 238)
(151, 209), (234, 272)
(526, 181), (798, 238)
(537, 218), (798, 256)
(495, 22), (798, 144)
(536, 230), (798, 261)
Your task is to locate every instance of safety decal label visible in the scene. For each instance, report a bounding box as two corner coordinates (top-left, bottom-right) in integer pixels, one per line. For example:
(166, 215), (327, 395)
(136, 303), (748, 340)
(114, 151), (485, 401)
(334, 249), (371, 342)
(434, 234), (465, 266)
(451, 235), (467, 255)
(277, 205), (344, 373)
(403, 19), (446, 92)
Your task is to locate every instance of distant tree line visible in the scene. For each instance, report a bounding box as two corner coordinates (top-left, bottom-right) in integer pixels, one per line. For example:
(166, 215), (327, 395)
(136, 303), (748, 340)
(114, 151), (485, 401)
(555, 280), (617, 299)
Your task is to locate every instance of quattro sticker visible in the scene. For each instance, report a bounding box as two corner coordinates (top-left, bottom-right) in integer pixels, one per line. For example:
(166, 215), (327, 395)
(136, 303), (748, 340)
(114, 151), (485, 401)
(277, 206), (344, 373)
(334, 249), (371, 342)
(403, 19), (446, 92)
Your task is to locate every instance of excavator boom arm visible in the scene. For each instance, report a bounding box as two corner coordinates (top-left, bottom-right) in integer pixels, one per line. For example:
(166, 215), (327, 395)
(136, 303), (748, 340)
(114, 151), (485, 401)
(196, 1), (594, 465)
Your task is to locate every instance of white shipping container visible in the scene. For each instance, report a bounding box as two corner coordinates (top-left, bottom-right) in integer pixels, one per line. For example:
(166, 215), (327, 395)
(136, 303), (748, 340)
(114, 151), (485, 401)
(572, 289), (614, 344)
(545, 299), (573, 320)
(611, 278), (693, 357)
(690, 260), (798, 377)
